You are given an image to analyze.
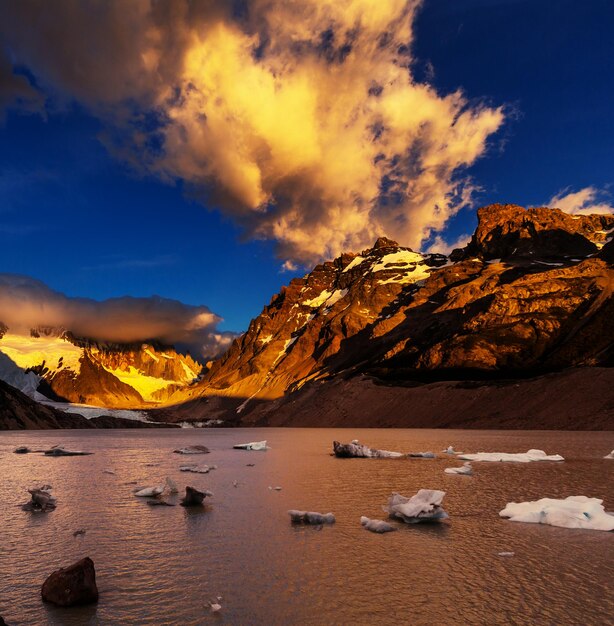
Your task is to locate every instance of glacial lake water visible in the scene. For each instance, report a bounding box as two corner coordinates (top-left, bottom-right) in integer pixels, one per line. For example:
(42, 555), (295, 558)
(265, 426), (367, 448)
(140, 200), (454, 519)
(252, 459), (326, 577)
(0, 428), (613, 625)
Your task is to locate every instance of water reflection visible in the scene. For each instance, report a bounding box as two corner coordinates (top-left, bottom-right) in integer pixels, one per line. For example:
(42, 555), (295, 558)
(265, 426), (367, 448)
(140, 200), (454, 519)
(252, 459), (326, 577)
(0, 428), (612, 625)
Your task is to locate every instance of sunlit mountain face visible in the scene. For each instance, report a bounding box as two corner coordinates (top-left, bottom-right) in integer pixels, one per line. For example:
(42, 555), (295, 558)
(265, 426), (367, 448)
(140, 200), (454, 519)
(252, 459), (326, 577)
(0, 1), (613, 430)
(0, 329), (203, 407)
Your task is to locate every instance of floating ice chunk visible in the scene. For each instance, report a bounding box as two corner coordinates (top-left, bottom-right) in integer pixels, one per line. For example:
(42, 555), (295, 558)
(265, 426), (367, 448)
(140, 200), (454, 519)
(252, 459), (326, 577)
(233, 441), (268, 451)
(360, 516), (397, 533)
(103, 469), (116, 475)
(604, 450), (614, 459)
(444, 462), (473, 475)
(269, 486), (282, 491)
(134, 485), (164, 497)
(22, 487), (57, 512)
(165, 476), (179, 494)
(458, 449), (564, 463)
(499, 496), (614, 531)
(288, 510), (335, 524)
(498, 552), (515, 557)
(443, 446), (462, 454)
(179, 465), (210, 473)
(384, 490), (449, 523)
(332, 440), (403, 458)
(407, 451), (435, 458)
(173, 445), (210, 454)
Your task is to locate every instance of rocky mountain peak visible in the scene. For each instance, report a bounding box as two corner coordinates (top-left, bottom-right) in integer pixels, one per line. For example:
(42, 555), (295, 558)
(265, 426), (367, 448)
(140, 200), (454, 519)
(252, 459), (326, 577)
(456, 203), (614, 261)
(372, 236), (399, 250)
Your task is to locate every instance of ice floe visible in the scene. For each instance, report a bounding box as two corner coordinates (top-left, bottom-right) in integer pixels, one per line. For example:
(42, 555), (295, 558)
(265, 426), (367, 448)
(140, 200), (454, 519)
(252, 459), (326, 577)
(233, 441), (268, 451)
(22, 486), (57, 512)
(458, 449), (563, 463)
(443, 446), (461, 454)
(604, 450), (614, 459)
(499, 496), (614, 531)
(332, 440), (403, 458)
(407, 451), (435, 458)
(444, 462), (473, 475)
(384, 490), (448, 523)
(360, 516), (397, 533)
(288, 510), (336, 524)
(134, 485), (164, 497)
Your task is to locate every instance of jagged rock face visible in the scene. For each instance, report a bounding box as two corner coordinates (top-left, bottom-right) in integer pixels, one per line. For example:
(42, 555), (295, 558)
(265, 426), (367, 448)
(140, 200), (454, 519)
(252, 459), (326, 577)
(176, 204), (613, 415)
(0, 379), (93, 429)
(0, 332), (202, 408)
(458, 204), (614, 260)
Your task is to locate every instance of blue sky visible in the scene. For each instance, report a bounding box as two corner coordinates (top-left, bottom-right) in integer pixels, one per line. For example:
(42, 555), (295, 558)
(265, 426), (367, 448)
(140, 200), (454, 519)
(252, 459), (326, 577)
(1, 0), (613, 333)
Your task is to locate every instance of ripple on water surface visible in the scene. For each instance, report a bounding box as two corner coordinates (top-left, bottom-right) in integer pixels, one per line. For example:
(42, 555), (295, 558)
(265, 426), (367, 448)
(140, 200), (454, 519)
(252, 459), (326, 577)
(0, 428), (613, 625)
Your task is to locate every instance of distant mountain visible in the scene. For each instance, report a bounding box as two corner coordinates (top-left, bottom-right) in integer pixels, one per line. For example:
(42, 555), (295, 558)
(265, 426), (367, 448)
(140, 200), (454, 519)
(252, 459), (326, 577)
(0, 330), (202, 408)
(163, 204), (614, 428)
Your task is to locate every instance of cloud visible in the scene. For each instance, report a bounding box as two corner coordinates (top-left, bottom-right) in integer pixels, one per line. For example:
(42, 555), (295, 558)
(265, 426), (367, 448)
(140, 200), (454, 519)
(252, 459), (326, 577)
(548, 186), (614, 216)
(1, 0), (504, 262)
(0, 273), (234, 359)
(0, 48), (44, 121)
(422, 232), (471, 255)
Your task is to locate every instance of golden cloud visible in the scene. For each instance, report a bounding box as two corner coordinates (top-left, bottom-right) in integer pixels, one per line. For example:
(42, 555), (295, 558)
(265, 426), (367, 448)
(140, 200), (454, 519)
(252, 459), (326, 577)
(2, 0), (504, 261)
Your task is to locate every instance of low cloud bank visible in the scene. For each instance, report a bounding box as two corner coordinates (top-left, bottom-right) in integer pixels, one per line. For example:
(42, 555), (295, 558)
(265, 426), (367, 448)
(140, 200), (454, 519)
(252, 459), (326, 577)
(0, 274), (235, 359)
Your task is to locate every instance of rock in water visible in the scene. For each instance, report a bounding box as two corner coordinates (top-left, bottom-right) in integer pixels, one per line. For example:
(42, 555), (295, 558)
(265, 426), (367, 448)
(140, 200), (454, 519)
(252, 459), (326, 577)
(332, 440), (402, 458)
(385, 490), (449, 523)
(43, 445), (92, 457)
(180, 486), (211, 507)
(173, 445), (210, 454)
(0, 616), (7, 625)
(360, 516), (397, 533)
(41, 557), (98, 607)
(14, 446), (31, 454)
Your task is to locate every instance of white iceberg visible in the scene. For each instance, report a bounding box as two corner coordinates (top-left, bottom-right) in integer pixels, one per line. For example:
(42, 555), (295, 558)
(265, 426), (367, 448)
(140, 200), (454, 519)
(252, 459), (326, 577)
(360, 516), (397, 533)
(458, 449), (564, 463)
(134, 485), (164, 497)
(444, 462), (473, 475)
(233, 441), (268, 451)
(288, 510), (335, 524)
(604, 450), (614, 459)
(333, 440), (403, 458)
(384, 490), (448, 523)
(499, 496), (614, 531)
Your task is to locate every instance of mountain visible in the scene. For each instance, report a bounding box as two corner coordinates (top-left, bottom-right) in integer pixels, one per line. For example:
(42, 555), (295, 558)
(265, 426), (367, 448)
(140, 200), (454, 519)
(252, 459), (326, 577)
(0, 378), (93, 429)
(161, 204), (614, 428)
(0, 329), (202, 408)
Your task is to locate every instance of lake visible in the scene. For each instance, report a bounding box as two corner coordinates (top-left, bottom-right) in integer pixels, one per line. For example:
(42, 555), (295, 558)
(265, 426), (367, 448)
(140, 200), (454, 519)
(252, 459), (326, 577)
(1, 428), (613, 625)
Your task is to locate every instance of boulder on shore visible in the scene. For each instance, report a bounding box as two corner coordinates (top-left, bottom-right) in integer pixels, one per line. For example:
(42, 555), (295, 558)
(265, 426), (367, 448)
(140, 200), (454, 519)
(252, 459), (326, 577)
(41, 557), (98, 607)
